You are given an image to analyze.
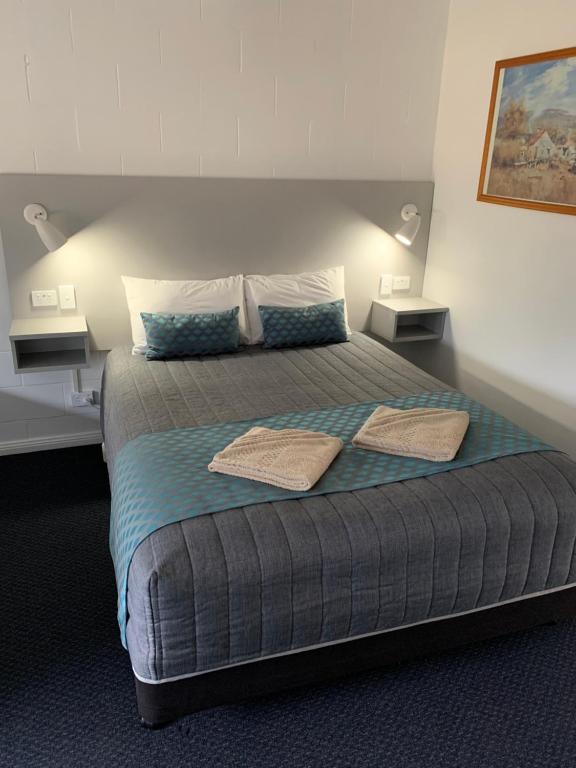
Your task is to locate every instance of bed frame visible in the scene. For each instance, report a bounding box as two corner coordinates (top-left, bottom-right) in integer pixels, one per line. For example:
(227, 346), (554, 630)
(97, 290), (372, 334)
(135, 585), (576, 726)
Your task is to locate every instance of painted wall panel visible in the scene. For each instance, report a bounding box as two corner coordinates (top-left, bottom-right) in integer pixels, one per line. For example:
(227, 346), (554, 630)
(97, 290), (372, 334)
(0, 0), (450, 452)
(413, 0), (576, 457)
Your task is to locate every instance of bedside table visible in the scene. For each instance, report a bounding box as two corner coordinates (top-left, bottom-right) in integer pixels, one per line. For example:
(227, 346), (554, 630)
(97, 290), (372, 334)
(9, 316), (90, 374)
(371, 298), (449, 343)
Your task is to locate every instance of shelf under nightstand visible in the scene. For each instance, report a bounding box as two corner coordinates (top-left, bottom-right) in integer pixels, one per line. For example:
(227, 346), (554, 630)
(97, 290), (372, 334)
(371, 298), (449, 343)
(9, 316), (90, 373)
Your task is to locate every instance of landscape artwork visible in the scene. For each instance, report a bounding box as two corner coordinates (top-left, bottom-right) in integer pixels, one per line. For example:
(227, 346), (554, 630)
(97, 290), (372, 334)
(478, 47), (576, 215)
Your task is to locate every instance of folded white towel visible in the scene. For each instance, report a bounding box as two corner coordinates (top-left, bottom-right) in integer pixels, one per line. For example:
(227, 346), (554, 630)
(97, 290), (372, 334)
(352, 406), (469, 462)
(209, 426), (343, 491)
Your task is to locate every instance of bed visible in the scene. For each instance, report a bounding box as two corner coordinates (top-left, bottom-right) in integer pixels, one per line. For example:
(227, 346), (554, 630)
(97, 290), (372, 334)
(102, 333), (576, 725)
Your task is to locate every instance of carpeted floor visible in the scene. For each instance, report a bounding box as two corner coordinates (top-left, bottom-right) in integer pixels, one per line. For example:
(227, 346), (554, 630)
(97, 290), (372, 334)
(2, 445), (576, 767)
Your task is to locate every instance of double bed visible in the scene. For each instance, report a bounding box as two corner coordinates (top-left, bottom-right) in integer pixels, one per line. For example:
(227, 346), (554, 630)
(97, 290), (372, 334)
(102, 333), (576, 726)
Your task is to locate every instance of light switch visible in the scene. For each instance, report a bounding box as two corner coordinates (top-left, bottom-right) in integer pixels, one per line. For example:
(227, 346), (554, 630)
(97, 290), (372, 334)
(31, 289), (58, 307)
(392, 275), (411, 291)
(379, 274), (393, 296)
(58, 284), (76, 310)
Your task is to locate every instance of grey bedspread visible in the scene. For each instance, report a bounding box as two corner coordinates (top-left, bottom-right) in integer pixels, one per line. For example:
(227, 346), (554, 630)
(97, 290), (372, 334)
(102, 334), (576, 682)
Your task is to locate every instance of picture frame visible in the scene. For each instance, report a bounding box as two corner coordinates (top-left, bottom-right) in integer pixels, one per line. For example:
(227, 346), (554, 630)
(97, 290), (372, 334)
(478, 46), (576, 216)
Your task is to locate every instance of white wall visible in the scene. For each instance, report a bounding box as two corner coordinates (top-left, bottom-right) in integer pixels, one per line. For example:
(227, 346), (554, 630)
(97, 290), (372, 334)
(0, 0), (450, 453)
(0, 0), (449, 179)
(0, 230), (105, 452)
(421, 0), (576, 457)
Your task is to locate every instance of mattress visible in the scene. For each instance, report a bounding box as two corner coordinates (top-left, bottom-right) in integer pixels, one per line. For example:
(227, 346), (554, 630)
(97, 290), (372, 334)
(102, 333), (576, 683)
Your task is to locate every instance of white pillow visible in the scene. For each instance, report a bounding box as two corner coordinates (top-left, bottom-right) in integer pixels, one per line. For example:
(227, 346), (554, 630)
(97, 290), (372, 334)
(244, 266), (350, 345)
(121, 274), (248, 354)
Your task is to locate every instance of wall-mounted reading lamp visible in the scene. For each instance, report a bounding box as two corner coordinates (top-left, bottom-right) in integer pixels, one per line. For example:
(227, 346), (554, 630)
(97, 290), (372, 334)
(394, 203), (421, 247)
(23, 204), (68, 252)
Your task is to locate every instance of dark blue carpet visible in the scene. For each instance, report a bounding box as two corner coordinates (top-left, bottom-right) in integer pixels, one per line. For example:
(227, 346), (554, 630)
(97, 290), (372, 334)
(2, 445), (576, 767)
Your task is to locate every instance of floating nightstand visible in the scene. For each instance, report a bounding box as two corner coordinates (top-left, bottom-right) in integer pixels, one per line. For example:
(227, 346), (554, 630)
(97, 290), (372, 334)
(9, 316), (90, 373)
(371, 298), (449, 343)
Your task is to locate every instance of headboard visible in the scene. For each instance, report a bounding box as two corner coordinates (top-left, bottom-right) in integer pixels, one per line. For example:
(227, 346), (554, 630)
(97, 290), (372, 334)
(0, 175), (433, 350)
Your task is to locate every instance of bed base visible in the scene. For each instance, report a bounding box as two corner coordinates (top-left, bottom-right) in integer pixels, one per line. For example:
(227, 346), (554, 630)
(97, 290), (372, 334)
(135, 586), (576, 727)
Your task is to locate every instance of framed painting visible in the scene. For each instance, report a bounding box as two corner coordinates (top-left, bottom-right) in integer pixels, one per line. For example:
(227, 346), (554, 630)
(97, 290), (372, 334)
(478, 46), (576, 215)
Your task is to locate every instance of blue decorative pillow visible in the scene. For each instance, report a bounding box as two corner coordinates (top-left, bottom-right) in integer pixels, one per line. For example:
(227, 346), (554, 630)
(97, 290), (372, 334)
(141, 307), (240, 360)
(258, 299), (348, 349)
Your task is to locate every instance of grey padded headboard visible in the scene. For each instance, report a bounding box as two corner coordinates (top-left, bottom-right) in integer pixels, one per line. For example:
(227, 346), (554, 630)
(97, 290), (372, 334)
(0, 175), (433, 350)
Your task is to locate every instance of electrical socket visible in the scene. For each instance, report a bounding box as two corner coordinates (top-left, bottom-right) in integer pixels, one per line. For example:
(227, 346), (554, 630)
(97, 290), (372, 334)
(31, 289), (58, 307)
(392, 275), (411, 291)
(70, 390), (97, 408)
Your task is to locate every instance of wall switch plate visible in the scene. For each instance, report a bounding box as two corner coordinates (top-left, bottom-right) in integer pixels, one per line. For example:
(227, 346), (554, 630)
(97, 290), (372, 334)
(58, 284), (76, 310)
(31, 289), (58, 307)
(379, 274), (393, 296)
(392, 275), (411, 291)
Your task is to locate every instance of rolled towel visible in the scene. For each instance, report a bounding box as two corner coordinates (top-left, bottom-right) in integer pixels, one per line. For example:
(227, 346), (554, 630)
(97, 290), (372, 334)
(352, 406), (469, 462)
(208, 426), (343, 491)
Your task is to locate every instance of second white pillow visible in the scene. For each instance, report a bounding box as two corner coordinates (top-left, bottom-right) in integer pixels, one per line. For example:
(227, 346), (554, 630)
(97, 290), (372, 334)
(244, 266), (350, 345)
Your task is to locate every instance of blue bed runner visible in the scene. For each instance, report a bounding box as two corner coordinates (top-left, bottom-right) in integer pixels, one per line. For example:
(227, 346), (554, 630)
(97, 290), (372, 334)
(110, 391), (553, 646)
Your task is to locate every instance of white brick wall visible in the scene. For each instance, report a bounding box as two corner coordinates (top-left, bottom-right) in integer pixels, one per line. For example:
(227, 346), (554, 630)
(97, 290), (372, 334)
(0, 0), (449, 179)
(0, 0), (450, 452)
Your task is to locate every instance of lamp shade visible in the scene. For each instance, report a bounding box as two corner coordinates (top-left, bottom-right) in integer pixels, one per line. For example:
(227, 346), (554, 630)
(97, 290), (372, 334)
(394, 203), (421, 247)
(23, 204), (68, 252)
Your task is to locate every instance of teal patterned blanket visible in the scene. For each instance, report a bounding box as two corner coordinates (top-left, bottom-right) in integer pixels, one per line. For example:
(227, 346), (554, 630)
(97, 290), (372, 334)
(110, 391), (552, 646)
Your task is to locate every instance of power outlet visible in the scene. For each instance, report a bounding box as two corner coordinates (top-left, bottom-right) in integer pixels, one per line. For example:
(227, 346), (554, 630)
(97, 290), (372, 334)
(70, 390), (97, 408)
(31, 289), (58, 307)
(392, 275), (411, 291)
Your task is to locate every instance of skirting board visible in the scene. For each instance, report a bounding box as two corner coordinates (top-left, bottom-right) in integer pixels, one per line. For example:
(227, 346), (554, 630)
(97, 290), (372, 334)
(0, 430), (102, 456)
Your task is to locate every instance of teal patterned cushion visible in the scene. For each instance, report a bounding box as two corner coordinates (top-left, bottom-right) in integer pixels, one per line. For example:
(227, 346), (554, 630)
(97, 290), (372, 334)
(258, 299), (348, 349)
(141, 307), (240, 360)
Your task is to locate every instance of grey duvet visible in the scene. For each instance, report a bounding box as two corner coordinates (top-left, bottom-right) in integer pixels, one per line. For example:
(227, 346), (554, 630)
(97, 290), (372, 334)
(102, 333), (576, 683)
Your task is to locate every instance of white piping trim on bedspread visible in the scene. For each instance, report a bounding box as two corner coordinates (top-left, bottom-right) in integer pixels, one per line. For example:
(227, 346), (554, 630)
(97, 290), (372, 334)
(132, 581), (576, 684)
